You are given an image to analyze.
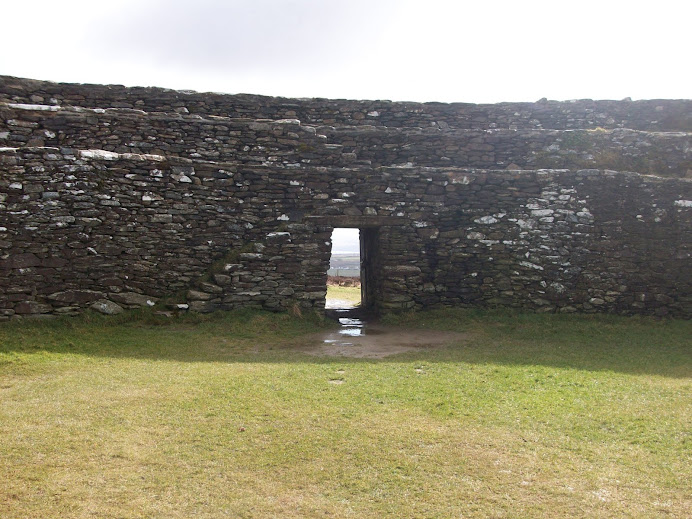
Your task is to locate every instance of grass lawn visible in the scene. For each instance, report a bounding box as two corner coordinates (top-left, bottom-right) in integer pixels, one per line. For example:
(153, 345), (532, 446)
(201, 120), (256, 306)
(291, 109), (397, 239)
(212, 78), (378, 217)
(1, 309), (690, 518)
(326, 285), (362, 309)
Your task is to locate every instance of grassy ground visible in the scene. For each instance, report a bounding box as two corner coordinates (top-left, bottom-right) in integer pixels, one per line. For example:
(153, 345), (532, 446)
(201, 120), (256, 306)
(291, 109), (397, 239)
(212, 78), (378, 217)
(1, 308), (690, 518)
(326, 284), (361, 307)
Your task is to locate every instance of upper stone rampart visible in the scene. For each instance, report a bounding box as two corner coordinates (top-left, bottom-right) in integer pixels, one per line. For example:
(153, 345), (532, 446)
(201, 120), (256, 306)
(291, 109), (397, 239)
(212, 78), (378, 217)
(2, 75), (691, 132)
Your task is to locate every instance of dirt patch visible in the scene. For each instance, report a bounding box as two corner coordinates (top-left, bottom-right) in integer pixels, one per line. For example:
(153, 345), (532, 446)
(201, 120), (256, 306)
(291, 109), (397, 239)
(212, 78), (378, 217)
(302, 320), (468, 359)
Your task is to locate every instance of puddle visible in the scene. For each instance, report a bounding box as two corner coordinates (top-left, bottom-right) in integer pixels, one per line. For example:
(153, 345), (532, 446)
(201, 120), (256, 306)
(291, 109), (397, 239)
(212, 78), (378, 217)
(303, 317), (468, 359)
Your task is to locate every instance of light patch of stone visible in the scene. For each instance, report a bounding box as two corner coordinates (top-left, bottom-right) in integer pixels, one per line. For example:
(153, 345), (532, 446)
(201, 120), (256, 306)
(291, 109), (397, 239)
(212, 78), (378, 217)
(79, 149), (120, 160)
(91, 300), (124, 315)
(7, 103), (60, 111)
(531, 209), (554, 217)
(520, 261), (544, 271)
(474, 216), (498, 224)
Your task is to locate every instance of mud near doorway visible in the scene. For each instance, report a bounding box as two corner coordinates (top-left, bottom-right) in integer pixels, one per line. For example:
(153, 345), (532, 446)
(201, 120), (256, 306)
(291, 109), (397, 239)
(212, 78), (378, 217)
(303, 316), (468, 359)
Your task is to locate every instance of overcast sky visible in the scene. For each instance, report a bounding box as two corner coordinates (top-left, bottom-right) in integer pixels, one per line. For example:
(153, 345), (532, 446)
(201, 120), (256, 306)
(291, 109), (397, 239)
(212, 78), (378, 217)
(332, 229), (360, 255)
(3, 0), (690, 103)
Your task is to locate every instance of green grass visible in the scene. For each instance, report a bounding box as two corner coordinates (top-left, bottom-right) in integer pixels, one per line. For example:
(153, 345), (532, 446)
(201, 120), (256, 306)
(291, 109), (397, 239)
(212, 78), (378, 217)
(1, 309), (690, 518)
(326, 284), (361, 305)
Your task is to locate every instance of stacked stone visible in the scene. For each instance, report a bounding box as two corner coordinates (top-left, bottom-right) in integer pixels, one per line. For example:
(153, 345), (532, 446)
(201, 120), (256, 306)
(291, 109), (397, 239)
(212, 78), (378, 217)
(2, 75), (691, 131)
(2, 102), (689, 179)
(0, 76), (690, 319)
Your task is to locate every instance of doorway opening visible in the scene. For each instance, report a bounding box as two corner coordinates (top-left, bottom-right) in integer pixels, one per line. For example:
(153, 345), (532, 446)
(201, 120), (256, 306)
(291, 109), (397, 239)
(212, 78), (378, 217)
(326, 228), (361, 310)
(325, 226), (381, 313)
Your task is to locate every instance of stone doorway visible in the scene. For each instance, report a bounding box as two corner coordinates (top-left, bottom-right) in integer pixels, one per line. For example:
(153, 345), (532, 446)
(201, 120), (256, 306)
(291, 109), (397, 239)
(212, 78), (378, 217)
(307, 215), (407, 315)
(327, 228), (362, 310)
(324, 226), (383, 312)
(324, 226), (381, 312)
(324, 225), (380, 321)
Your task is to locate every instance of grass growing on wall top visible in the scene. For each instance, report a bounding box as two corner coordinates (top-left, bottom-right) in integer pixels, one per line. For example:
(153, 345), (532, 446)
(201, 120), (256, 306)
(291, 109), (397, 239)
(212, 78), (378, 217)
(1, 309), (690, 518)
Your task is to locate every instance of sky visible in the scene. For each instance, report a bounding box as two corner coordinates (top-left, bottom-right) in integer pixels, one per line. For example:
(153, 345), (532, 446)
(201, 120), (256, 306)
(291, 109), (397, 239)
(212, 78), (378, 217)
(2, 0), (690, 104)
(332, 229), (360, 255)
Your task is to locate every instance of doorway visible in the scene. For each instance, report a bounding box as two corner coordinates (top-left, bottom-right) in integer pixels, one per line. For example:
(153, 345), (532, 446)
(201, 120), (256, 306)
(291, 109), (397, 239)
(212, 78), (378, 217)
(326, 228), (361, 310)
(324, 226), (381, 312)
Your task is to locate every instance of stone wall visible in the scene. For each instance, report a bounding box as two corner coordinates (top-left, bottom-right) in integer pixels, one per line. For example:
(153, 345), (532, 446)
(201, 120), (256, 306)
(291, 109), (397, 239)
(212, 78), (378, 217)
(2, 103), (689, 177)
(0, 76), (690, 319)
(2, 76), (691, 131)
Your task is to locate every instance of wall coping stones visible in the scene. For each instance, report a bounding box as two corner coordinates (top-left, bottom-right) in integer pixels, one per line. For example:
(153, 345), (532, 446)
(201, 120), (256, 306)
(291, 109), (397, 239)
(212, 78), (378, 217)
(2, 75), (691, 131)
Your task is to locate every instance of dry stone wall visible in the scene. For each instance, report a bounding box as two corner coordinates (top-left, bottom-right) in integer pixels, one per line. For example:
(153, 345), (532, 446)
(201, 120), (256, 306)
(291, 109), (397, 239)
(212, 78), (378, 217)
(1, 102), (689, 178)
(2, 76), (691, 131)
(0, 76), (690, 319)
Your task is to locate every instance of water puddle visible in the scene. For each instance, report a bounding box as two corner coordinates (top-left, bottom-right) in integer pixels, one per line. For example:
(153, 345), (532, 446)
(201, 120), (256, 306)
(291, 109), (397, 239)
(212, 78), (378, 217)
(302, 316), (468, 359)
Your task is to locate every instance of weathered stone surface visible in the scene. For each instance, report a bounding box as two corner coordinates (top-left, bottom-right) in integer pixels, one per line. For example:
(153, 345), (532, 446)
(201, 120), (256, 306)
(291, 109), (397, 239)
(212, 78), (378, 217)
(187, 290), (213, 301)
(48, 290), (104, 304)
(198, 282), (223, 294)
(2, 253), (41, 269)
(213, 274), (232, 286)
(90, 300), (124, 315)
(188, 300), (218, 313)
(109, 292), (158, 307)
(15, 301), (52, 314)
(0, 75), (690, 319)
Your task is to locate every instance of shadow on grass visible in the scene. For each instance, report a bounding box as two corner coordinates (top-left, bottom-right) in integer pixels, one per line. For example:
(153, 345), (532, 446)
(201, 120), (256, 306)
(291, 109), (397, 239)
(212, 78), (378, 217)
(0, 308), (690, 378)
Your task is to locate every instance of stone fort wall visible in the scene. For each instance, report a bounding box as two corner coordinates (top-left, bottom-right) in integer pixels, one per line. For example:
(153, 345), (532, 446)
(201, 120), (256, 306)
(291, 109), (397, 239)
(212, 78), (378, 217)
(1, 76), (690, 318)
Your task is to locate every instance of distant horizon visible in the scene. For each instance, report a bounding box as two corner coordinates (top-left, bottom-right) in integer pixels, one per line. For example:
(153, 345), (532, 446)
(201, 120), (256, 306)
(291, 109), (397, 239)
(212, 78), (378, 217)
(332, 228), (360, 255)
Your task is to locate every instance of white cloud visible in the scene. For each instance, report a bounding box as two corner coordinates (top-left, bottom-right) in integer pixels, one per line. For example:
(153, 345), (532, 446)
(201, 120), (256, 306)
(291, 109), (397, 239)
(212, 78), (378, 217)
(1, 0), (690, 102)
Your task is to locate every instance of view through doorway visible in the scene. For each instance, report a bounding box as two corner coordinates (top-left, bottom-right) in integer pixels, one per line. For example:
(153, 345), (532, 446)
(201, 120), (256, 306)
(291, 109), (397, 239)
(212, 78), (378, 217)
(326, 228), (361, 309)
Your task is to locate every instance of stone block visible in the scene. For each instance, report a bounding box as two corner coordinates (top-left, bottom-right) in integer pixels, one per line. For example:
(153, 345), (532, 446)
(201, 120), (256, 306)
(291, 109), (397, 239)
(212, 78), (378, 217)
(110, 292), (158, 307)
(48, 290), (104, 304)
(3, 253), (41, 269)
(187, 290), (212, 301)
(213, 274), (232, 286)
(14, 301), (52, 314)
(198, 282), (223, 294)
(189, 300), (218, 313)
(91, 300), (124, 315)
